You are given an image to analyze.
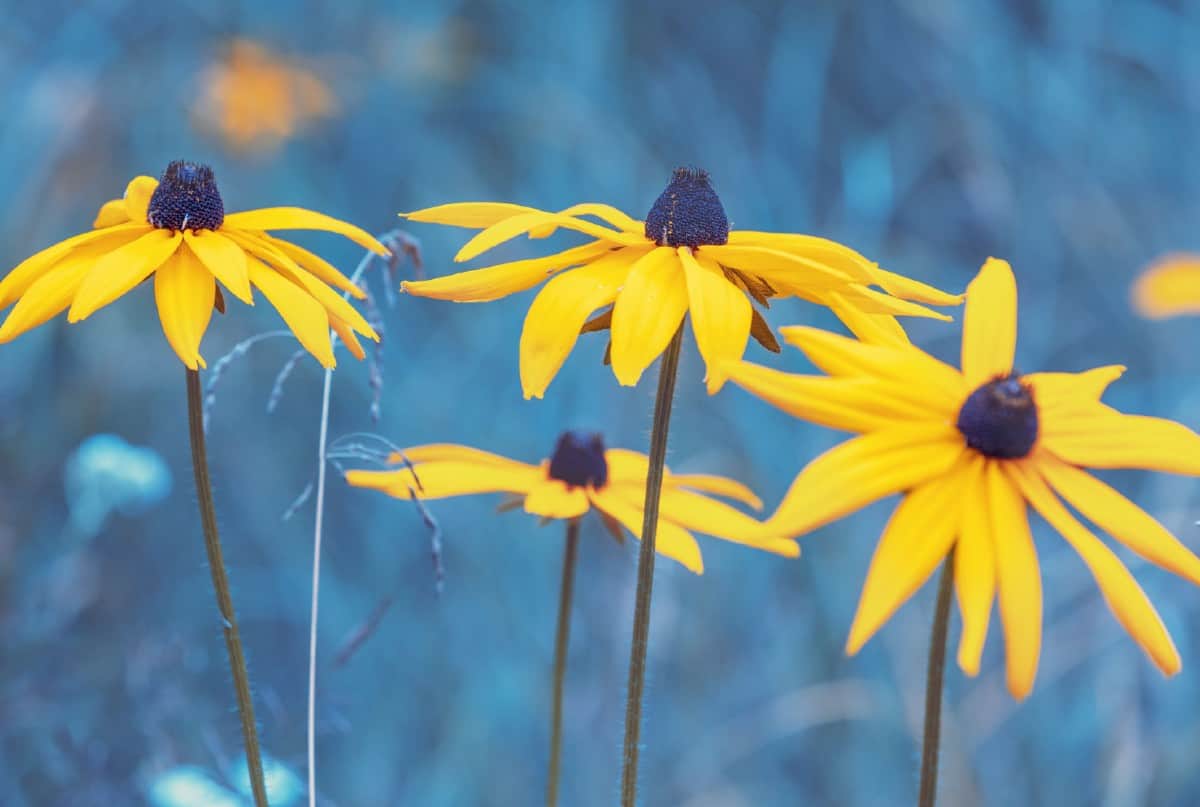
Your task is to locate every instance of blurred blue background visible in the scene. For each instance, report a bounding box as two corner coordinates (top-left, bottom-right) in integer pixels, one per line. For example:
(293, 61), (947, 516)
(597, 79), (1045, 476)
(3, 1), (1200, 804)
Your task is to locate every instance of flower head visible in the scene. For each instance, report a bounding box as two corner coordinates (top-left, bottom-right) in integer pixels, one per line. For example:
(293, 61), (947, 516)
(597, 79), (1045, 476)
(725, 257), (1200, 698)
(0, 161), (388, 369)
(400, 168), (962, 399)
(1131, 253), (1200, 319)
(344, 431), (799, 573)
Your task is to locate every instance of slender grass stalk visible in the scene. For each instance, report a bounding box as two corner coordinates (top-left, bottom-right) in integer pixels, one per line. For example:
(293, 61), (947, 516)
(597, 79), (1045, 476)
(185, 368), (269, 807)
(619, 325), (684, 807)
(918, 553), (955, 807)
(546, 518), (581, 807)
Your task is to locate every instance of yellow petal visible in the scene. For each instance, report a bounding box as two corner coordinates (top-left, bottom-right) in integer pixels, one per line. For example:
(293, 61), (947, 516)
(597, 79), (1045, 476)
(954, 456), (994, 676)
(346, 460), (540, 499)
(766, 424), (965, 538)
(154, 250), (216, 370)
(557, 203), (642, 233)
(653, 487), (798, 558)
(524, 480), (591, 519)
(269, 236), (366, 299)
(184, 230), (253, 305)
(725, 230), (876, 283)
(1131, 254), (1200, 319)
(988, 462), (1040, 700)
(823, 291), (911, 347)
(587, 485), (704, 574)
(403, 202), (542, 229)
(610, 247), (688, 386)
(845, 470), (964, 654)
(123, 175), (158, 223)
(832, 284), (953, 320)
(223, 207), (388, 254)
(389, 444), (532, 467)
(519, 250), (640, 399)
(93, 199), (129, 229)
(669, 474), (762, 510)
(866, 265), (964, 306)
(246, 260), (335, 368)
(454, 211), (647, 263)
(402, 241), (613, 303)
(679, 248), (752, 394)
(330, 316), (366, 360)
(698, 244), (854, 289)
(1010, 461), (1180, 677)
(604, 449), (657, 484)
(0, 224), (148, 309)
(723, 360), (940, 434)
(69, 229), (182, 322)
(1037, 453), (1200, 586)
(962, 257), (1018, 386)
(1041, 410), (1200, 475)
(1026, 365), (1126, 415)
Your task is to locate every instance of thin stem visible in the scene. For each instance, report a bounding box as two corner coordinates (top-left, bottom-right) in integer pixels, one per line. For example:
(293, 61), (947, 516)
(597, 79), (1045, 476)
(619, 325), (684, 807)
(918, 553), (955, 807)
(546, 518), (581, 807)
(186, 369), (269, 807)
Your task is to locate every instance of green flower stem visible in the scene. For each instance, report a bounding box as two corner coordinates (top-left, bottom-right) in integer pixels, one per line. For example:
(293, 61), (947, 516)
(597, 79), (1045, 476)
(918, 552), (955, 807)
(619, 325), (684, 807)
(186, 368), (269, 807)
(546, 517), (581, 807)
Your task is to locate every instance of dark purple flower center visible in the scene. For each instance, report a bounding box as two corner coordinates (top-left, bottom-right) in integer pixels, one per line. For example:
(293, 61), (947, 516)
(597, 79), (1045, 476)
(147, 160), (225, 231)
(644, 167), (729, 248)
(547, 431), (608, 489)
(956, 375), (1039, 459)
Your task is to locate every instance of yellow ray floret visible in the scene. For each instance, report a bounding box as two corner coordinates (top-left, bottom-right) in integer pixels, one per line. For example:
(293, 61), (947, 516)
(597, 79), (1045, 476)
(0, 164), (386, 370)
(726, 256), (1200, 699)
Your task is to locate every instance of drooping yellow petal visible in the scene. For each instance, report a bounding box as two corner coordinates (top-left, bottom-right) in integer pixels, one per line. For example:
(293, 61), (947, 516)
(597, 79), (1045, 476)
(1010, 462), (1180, 677)
(223, 207), (389, 254)
(954, 456), (994, 675)
(610, 247), (688, 386)
(184, 230), (253, 304)
(524, 480), (591, 519)
(1036, 452), (1200, 586)
(961, 257), (1018, 386)
(519, 250), (641, 399)
(725, 231), (877, 283)
(403, 202), (542, 229)
(154, 249), (216, 370)
(1026, 365), (1126, 415)
(1131, 254), (1200, 319)
(766, 424), (965, 538)
(0, 223), (148, 309)
(93, 200), (129, 229)
(269, 236), (366, 299)
(1041, 410), (1200, 475)
(698, 244), (854, 289)
(557, 203), (643, 233)
(669, 474), (762, 509)
(330, 316), (366, 360)
(402, 241), (613, 303)
(454, 212), (647, 262)
(679, 248), (752, 394)
(866, 265), (965, 306)
(123, 175), (158, 223)
(246, 259), (335, 368)
(604, 449), (657, 484)
(988, 462), (1040, 700)
(652, 487), (798, 558)
(832, 284), (953, 321)
(723, 360), (941, 434)
(388, 444), (535, 468)
(68, 229), (182, 322)
(823, 292), (911, 347)
(587, 485), (704, 574)
(346, 460), (540, 499)
(845, 470), (964, 654)
(245, 236), (375, 338)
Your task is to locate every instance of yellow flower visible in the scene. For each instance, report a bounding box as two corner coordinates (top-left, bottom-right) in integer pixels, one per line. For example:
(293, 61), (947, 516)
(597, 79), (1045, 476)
(194, 39), (336, 154)
(400, 168), (962, 399)
(1131, 253), (1200, 319)
(0, 161), (387, 369)
(344, 431), (799, 573)
(725, 257), (1200, 699)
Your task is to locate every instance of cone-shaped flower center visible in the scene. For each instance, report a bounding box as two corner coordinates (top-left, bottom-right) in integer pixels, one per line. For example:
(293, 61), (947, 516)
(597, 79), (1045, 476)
(147, 161), (225, 231)
(956, 375), (1039, 459)
(644, 167), (729, 248)
(547, 431), (608, 489)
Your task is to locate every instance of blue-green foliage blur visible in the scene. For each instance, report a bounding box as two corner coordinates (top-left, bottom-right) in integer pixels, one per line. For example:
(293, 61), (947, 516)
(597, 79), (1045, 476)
(3, 1), (1200, 804)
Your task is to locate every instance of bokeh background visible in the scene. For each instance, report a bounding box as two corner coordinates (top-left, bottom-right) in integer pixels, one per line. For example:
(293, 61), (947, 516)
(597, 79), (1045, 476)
(3, 1), (1200, 804)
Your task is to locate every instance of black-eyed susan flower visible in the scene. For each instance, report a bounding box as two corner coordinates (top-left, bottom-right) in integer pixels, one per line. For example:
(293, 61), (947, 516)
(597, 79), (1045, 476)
(0, 160), (386, 369)
(400, 167), (962, 398)
(345, 430), (799, 572)
(1132, 253), (1200, 319)
(725, 257), (1200, 699)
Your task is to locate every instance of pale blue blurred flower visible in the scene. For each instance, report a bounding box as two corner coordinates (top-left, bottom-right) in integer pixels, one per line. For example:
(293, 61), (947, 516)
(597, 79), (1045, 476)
(231, 753), (304, 806)
(147, 767), (243, 807)
(63, 433), (171, 538)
